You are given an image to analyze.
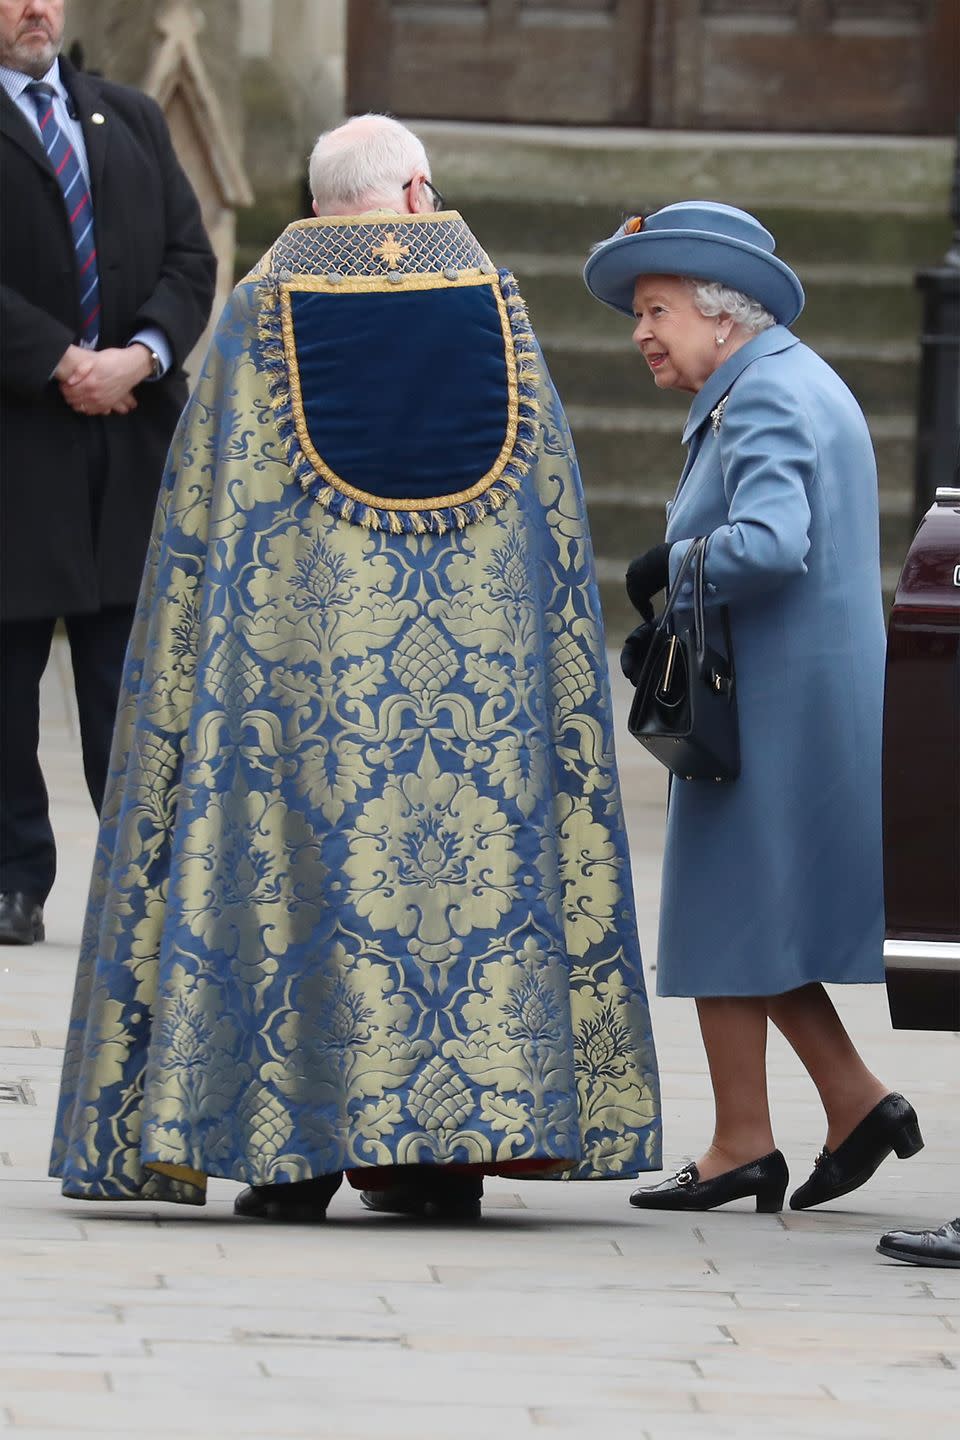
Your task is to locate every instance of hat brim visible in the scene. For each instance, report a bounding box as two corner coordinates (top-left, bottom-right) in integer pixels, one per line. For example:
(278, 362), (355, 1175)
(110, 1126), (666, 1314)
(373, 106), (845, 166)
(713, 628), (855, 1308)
(583, 229), (805, 326)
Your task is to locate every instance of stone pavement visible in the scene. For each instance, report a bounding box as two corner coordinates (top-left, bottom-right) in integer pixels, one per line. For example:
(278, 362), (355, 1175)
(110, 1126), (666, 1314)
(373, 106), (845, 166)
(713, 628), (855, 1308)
(0, 640), (957, 1439)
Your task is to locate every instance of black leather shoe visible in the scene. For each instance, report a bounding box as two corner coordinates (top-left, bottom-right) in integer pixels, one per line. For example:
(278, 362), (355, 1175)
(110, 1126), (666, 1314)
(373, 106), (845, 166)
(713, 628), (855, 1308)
(789, 1094), (923, 1211)
(629, 1150), (789, 1213)
(360, 1172), (483, 1221)
(234, 1172), (342, 1222)
(877, 1217), (960, 1268)
(0, 892), (45, 945)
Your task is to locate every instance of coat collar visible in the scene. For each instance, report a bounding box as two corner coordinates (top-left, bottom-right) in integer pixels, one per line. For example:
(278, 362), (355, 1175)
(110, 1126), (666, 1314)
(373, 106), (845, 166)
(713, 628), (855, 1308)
(0, 71), (52, 174)
(0, 58), (110, 198)
(682, 325), (798, 444)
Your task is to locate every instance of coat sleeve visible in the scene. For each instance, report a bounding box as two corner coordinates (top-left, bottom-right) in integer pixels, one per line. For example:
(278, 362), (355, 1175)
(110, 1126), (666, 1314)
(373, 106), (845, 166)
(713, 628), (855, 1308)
(0, 284), (74, 397)
(126, 95), (217, 368)
(668, 369), (815, 604)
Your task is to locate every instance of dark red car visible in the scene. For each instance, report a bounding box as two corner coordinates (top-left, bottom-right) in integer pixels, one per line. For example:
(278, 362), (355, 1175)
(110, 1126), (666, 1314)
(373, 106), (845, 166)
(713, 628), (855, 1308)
(883, 485), (960, 1031)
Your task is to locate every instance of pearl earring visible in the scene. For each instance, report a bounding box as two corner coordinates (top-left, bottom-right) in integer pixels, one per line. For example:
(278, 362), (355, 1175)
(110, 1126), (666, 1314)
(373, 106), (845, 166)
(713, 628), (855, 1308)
(716, 334), (726, 347)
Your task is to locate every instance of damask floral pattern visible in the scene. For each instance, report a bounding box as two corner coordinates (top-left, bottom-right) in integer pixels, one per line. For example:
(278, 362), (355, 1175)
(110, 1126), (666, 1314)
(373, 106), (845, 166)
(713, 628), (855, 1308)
(50, 219), (661, 1202)
(345, 738), (519, 961)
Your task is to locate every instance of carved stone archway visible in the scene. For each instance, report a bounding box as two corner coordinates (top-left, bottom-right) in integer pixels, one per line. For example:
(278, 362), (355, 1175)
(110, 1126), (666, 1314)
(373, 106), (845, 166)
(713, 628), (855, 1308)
(144, 1), (253, 368)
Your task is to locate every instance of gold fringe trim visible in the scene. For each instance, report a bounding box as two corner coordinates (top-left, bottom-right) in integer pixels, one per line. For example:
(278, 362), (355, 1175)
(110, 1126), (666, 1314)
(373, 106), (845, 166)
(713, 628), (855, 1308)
(258, 252), (542, 536)
(277, 272), (528, 514)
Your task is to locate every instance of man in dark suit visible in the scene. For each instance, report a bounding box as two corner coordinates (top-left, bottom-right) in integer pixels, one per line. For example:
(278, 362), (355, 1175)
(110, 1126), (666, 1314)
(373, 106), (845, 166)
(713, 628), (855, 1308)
(0, 0), (216, 943)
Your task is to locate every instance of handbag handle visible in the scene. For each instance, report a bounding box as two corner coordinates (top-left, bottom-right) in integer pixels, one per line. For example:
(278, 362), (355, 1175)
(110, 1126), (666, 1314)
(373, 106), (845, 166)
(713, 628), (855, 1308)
(661, 537), (706, 633)
(692, 536), (709, 669)
(691, 537), (735, 686)
(631, 537), (707, 698)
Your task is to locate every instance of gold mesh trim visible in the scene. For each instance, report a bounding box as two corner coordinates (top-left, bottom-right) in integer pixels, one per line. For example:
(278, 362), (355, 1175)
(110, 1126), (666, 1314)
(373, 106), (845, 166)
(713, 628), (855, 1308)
(267, 212), (492, 281)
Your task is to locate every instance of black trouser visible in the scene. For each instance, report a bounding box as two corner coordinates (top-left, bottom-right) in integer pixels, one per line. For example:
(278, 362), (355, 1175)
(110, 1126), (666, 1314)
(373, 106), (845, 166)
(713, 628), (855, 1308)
(0, 604), (133, 901)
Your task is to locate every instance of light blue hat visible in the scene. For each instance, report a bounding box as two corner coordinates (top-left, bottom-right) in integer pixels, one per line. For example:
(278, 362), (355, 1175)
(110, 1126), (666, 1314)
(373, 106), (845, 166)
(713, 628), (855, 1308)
(583, 200), (804, 326)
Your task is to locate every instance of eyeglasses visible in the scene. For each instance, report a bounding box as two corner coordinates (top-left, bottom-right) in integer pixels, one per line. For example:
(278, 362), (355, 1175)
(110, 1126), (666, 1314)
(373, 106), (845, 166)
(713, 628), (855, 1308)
(402, 177), (446, 213)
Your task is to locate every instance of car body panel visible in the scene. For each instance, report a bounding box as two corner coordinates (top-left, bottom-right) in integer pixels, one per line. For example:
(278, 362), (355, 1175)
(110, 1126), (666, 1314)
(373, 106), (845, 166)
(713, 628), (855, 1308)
(882, 487), (960, 1031)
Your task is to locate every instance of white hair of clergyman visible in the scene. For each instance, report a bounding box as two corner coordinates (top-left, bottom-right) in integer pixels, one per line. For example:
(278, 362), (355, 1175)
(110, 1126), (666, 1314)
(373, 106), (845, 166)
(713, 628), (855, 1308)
(308, 114), (431, 213)
(687, 279), (776, 333)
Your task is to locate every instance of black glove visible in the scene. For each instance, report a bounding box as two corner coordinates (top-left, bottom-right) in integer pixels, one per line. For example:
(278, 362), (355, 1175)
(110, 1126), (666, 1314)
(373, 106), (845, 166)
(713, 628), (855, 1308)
(620, 621), (656, 687)
(625, 542), (671, 621)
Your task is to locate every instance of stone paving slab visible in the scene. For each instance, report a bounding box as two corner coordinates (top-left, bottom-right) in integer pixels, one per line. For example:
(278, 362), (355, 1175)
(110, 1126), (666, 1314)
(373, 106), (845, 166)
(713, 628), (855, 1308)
(0, 640), (957, 1438)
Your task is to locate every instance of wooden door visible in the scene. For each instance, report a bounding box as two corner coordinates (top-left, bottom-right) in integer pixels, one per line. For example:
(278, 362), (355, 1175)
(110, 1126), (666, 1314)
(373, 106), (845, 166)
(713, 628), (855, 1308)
(348, 0), (957, 133)
(347, 0), (654, 125)
(653, 0), (959, 135)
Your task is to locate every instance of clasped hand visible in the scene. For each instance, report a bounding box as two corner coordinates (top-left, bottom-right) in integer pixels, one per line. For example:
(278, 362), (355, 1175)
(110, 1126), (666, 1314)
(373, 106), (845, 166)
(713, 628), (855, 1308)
(55, 343), (152, 415)
(625, 541), (671, 622)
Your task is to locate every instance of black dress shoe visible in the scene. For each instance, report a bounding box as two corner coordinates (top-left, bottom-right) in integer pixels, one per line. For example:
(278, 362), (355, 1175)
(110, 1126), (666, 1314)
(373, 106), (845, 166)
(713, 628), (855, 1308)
(789, 1094), (923, 1211)
(0, 892), (44, 945)
(234, 1172), (342, 1222)
(360, 1172), (483, 1221)
(877, 1217), (960, 1268)
(629, 1150), (789, 1213)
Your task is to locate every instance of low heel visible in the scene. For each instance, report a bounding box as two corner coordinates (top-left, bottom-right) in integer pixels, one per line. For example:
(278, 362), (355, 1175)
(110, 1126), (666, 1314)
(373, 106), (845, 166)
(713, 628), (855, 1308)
(756, 1183), (787, 1214)
(892, 1115), (924, 1159)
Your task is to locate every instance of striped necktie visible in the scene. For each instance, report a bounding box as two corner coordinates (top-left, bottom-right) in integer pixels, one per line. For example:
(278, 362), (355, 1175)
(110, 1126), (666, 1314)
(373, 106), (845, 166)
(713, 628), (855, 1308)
(27, 82), (100, 346)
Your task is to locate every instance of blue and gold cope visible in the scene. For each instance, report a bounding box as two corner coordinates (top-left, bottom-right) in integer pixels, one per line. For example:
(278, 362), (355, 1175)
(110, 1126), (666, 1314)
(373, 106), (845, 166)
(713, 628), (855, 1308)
(50, 213), (661, 1203)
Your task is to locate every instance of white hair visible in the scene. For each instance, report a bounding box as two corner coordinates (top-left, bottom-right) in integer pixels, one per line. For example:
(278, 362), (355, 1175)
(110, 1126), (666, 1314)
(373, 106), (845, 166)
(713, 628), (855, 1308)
(687, 278), (775, 333)
(308, 114), (430, 214)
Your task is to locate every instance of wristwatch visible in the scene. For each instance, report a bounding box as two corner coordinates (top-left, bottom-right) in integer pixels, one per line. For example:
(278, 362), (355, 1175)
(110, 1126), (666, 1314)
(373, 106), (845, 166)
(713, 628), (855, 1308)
(145, 347), (163, 380)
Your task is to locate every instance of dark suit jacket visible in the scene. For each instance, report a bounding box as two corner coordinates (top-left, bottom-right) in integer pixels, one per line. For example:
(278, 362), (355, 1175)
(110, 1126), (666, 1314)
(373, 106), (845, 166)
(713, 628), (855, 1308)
(0, 58), (217, 621)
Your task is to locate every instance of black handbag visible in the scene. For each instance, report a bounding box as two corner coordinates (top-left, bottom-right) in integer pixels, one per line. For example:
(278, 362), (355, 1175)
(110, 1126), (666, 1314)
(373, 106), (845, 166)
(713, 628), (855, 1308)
(626, 537), (740, 782)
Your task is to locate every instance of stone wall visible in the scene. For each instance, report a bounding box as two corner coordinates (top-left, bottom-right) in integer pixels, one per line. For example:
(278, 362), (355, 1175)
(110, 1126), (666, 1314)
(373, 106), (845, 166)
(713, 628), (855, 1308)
(64, 0), (244, 137)
(64, 1), (349, 269)
(239, 0), (345, 193)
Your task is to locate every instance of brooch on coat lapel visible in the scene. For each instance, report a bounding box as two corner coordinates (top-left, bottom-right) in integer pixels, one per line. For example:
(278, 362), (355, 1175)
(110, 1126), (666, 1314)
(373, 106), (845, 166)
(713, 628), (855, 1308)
(710, 395), (729, 435)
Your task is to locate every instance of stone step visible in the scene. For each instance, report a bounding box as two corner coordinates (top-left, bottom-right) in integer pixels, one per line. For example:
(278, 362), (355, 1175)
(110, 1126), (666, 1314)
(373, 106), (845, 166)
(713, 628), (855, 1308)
(465, 198), (952, 269)
(237, 208), (950, 283)
(568, 406), (914, 499)
(414, 120), (954, 213)
(543, 333), (918, 418)
(512, 257), (923, 344)
(234, 240), (923, 352)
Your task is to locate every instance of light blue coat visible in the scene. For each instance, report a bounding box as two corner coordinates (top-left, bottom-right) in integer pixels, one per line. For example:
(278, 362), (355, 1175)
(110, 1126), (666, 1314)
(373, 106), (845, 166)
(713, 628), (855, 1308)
(657, 326), (886, 997)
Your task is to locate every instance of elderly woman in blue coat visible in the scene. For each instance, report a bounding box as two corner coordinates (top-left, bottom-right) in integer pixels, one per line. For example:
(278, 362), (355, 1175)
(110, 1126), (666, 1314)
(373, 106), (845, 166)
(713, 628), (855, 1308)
(584, 202), (921, 1214)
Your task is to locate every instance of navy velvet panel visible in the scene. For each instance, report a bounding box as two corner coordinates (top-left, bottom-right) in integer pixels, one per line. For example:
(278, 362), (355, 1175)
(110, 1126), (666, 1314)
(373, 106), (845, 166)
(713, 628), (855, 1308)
(289, 286), (511, 502)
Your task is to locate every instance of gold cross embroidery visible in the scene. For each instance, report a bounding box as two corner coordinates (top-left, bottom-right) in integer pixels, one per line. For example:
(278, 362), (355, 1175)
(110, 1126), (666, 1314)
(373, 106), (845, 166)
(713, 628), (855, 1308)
(371, 231), (410, 270)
